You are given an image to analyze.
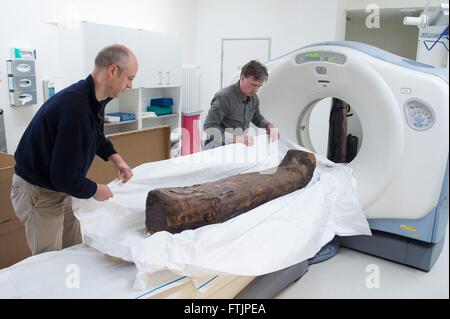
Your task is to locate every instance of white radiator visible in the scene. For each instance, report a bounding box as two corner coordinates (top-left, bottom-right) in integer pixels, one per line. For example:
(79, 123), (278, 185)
(182, 65), (201, 114)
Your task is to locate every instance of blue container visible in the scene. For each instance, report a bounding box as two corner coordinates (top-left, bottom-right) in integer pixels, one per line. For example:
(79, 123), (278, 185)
(150, 98), (174, 107)
(106, 112), (136, 121)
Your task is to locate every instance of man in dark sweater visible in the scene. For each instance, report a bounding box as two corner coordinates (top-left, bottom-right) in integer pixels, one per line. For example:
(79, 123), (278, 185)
(11, 44), (138, 255)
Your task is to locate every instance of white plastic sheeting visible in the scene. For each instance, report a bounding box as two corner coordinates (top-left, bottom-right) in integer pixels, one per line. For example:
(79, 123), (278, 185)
(0, 244), (227, 298)
(73, 137), (371, 289)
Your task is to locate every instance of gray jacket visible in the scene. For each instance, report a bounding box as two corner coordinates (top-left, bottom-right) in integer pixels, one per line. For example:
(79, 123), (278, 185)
(203, 81), (269, 148)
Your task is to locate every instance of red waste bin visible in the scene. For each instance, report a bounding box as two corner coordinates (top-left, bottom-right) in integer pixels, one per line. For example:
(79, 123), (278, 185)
(181, 111), (202, 155)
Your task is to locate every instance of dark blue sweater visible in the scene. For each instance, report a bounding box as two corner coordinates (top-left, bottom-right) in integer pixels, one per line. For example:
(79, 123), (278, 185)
(14, 75), (117, 199)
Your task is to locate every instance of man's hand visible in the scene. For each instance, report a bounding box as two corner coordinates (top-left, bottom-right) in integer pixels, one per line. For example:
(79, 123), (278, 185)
(109, 154), (133, 183)
(94, 184), (113, 201)
(266, 123), (280, 142)
(233, 134), (254, 147)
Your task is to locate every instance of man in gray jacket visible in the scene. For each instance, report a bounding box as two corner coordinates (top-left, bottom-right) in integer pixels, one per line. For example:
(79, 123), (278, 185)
(203, 60), (279, 149)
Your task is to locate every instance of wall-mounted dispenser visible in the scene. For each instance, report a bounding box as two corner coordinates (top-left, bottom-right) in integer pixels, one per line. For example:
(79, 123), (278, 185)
(7, 48), (37, 107)
(43, 77), (61, 102)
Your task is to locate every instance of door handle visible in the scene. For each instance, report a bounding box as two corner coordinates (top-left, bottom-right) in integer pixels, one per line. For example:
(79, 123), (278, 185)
(166, 71), (170, 85)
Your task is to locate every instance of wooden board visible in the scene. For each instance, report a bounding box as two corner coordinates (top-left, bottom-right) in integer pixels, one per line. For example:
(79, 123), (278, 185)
(0, 218), (31, 269)
(87, 126), (171, 184)
(0, 153), (17, 224)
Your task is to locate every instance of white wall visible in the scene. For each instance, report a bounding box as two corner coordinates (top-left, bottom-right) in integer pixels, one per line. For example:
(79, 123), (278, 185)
(45, 0), (198, 64)
(3, 0), (447, 152)
(195, 0), (345, 122)
(0, 0), (197, 153)
(195, 0), (447, 153)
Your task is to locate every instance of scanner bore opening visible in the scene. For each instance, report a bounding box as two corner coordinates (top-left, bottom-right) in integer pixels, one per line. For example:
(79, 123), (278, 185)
(296, 97), (363, 164)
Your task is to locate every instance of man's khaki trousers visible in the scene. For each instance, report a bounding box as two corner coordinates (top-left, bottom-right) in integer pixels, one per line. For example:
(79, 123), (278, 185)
(10, 174), (82, 255)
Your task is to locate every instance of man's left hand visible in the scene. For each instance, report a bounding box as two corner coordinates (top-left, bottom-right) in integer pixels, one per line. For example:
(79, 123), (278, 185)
(109, 154), (133, 183)
(266, 123), (280, 142)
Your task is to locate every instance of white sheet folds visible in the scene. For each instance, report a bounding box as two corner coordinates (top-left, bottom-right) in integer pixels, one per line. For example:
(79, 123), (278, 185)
(73, 137), (371, 290)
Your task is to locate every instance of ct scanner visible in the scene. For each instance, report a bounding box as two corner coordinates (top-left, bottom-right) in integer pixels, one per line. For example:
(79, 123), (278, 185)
(1, 42), (448, 300)
(256, 41), (449, 272)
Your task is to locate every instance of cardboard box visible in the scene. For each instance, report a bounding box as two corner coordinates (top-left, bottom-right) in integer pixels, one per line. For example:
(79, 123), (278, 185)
(0, 152), (31, 269)
(0, 152), (17, 224)
(0, 218), (31, 269)
(88, 126), (171, 184)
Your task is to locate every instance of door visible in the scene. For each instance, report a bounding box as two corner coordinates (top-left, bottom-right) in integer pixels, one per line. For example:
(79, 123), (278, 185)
(114, 26), (145, 88)
(0, 109), (6, 152)
(135, 31), (182, 88)
(145, 31), (182, 87)
(221, 38), (271, 88)
(162, 33), (182, 87)
(83, 22), (116, 75)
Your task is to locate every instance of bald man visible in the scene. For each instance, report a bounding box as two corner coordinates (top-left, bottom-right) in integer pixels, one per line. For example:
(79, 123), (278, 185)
(11, 44), (139, 255)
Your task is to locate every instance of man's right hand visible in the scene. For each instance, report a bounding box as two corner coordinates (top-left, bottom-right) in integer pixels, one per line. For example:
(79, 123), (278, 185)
(93, 184), (113, 201)
(233, 134), (254, 146)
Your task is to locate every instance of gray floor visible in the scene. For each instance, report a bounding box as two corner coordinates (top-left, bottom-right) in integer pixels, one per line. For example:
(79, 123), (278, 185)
(276, 225), (449, 299)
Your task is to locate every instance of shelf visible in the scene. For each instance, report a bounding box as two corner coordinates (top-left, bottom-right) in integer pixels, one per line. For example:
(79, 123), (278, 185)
(170, 132), (181, 143)
(104, 119), (138, 127)
(142, 113), (179, 120)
